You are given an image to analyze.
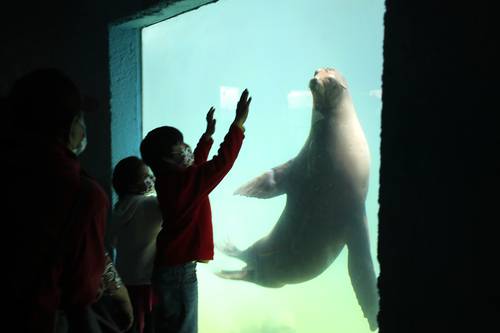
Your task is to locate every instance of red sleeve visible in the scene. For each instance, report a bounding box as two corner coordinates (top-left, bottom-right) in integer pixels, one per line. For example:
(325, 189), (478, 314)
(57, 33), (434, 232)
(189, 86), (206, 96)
(185, 124), (244, 202)
(193, 134), (213, 165)
(62, 180), (108, 307)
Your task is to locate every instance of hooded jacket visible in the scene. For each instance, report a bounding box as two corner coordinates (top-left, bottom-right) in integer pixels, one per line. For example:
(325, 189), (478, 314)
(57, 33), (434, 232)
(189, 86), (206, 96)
(108, 194), (162, 285)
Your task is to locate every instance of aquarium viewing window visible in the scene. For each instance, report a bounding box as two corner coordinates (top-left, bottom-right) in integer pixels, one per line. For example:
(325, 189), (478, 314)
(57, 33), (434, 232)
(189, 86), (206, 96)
(141, 0), (384, 332)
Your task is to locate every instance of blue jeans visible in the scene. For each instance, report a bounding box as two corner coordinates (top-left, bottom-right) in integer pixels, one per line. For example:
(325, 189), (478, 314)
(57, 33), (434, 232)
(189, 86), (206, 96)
(152, 262), (198, 333)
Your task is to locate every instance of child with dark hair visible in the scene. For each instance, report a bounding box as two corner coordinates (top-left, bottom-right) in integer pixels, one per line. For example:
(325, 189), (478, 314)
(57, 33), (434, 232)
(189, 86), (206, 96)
(140, 89), (251, 333)
(108, 156), (163, 333)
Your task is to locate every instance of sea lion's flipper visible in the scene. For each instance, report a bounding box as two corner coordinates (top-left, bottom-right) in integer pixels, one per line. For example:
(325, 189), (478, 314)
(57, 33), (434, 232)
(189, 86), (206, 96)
(214, 267), (253, 281)
(346, 213), (379, 331)
(234, 160), (293, 198)
(216, 239), (244, 259)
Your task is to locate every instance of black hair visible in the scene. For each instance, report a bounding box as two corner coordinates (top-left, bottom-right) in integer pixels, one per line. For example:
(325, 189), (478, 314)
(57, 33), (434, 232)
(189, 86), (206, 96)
(112, 156), (145, 198)
(140, 126), (183, 169)
(7, 68), (82, 142)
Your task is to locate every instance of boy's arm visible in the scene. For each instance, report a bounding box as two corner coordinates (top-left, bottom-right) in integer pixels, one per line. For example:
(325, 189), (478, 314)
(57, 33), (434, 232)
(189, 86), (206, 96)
(194, 106), (215, 164)
(193, 124), (245, 195)
(194, 135), (213, 165)
(188, 90), (251, 199)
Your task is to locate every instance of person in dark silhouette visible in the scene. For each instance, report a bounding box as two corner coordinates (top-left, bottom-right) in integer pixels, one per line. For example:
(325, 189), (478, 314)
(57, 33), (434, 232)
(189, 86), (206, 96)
(108, 156), (163, 333)
(3, 68), (109, 333)
(139, 89), (251, 333)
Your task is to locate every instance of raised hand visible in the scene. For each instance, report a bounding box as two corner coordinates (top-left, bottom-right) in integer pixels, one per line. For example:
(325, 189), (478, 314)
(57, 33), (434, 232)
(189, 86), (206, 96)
(205, 106), (216, 137)
(233, 89), (252, 129)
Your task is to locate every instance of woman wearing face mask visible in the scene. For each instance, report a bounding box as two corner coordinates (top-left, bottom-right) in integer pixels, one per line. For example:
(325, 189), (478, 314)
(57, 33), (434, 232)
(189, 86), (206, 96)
(108, 156), (163, 333)
(4, 68), (109, 333)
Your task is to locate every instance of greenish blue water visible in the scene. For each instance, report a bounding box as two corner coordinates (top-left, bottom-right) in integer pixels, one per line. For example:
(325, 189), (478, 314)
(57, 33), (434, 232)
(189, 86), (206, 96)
(143, 0), (384, 331)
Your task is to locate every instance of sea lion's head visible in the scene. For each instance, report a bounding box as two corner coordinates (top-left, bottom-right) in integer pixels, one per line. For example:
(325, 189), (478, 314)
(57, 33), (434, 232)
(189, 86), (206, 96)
(309, 68), (348, 114)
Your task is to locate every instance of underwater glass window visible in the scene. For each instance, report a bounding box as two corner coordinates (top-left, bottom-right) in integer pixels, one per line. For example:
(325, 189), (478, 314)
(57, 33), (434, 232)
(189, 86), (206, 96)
(142, 0), (384, 331)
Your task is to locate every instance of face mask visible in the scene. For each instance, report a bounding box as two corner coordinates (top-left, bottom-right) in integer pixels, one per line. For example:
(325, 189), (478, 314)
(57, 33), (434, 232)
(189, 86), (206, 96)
(70, 114), (87, 156)
(181, 145), (194, 167)
(168, 143), (194, 168)
(143, 174), (156, 195)
(72, 135), (87, 156)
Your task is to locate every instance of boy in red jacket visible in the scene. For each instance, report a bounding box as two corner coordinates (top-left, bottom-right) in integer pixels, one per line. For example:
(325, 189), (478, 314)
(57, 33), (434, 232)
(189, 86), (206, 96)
(140, 89), (251, 333)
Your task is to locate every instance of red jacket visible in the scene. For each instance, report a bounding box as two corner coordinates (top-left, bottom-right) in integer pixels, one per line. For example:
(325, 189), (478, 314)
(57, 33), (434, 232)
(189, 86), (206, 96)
(5, 142), (108, 333)
(154, 124), (244, 267)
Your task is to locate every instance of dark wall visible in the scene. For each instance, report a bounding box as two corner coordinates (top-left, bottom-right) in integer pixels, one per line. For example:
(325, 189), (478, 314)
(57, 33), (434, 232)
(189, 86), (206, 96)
(1, 0), (498, 331)
(0, 0), (146, 193)
(378, 1), (498, 331)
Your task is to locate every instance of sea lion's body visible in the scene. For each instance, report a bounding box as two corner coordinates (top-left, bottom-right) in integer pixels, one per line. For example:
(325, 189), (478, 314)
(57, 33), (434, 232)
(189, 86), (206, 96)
(217, 68), (379, 330)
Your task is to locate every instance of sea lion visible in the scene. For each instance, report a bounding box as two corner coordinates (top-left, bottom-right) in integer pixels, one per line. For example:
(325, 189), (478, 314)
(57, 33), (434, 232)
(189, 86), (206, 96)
(215, 68), (379, 330)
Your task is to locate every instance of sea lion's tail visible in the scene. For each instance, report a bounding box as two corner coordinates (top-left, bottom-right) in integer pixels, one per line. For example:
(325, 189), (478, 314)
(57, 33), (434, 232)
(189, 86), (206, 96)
(214, 240), (256, 282)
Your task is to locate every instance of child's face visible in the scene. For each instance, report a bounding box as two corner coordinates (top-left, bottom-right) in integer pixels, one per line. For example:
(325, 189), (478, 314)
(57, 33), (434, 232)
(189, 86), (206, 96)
(133, 164), (155, 195)
(168, 142), (194, 168)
